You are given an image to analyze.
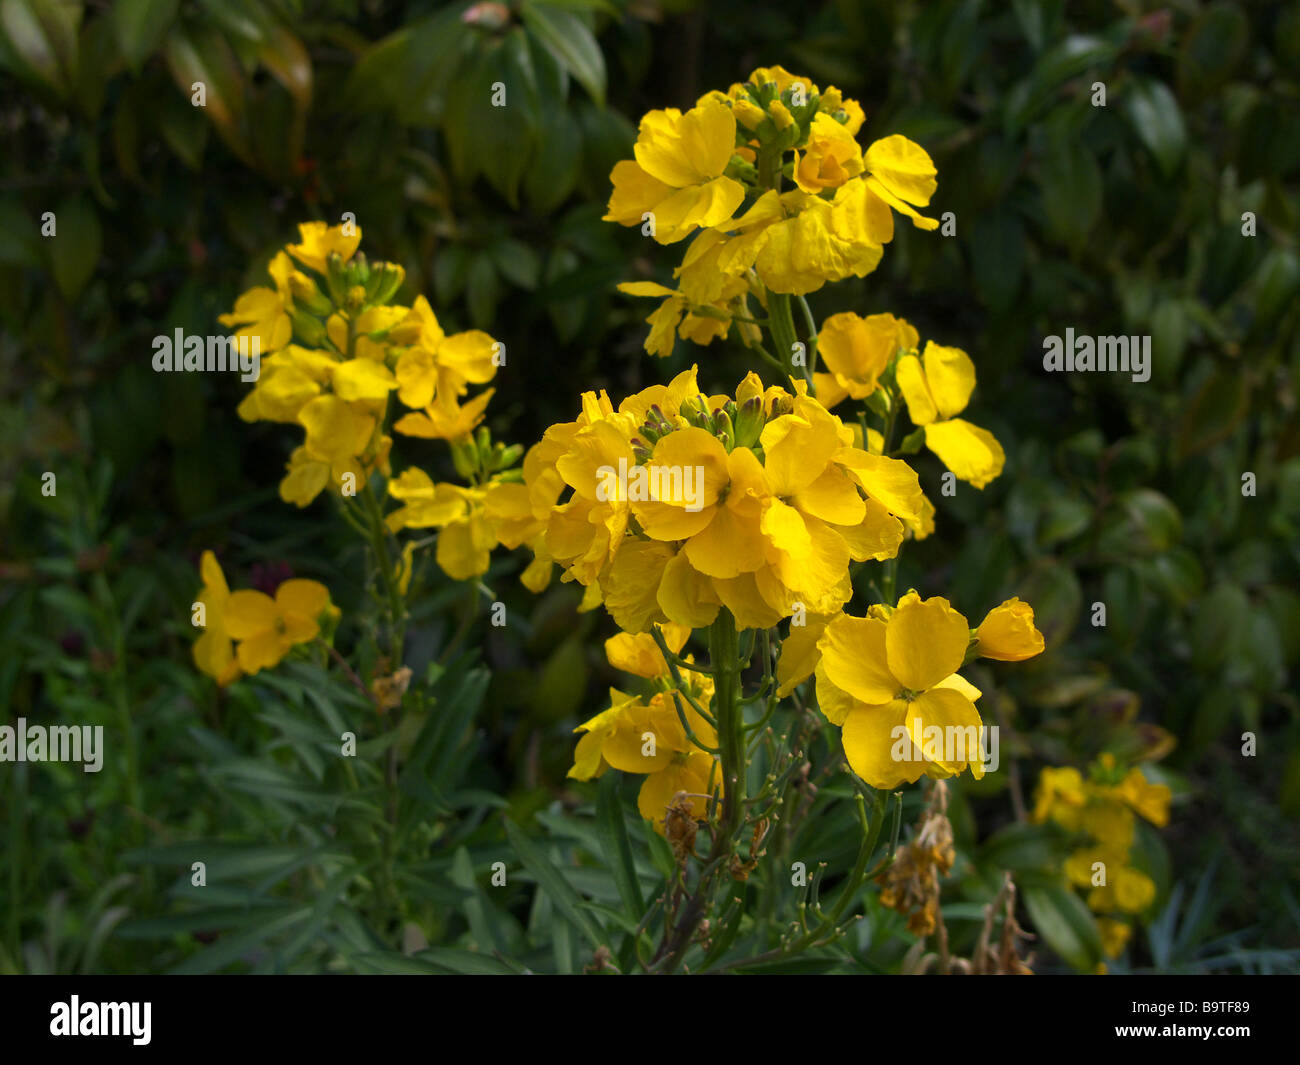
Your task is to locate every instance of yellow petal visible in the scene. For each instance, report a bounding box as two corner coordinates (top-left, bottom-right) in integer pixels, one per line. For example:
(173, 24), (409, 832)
(793, 467), (865, 526)
(656, 549), (720, 629)
(333, 358), (398, 402)
(903, 688), (983, 773)
(235, 630), (289, 674)
(276, 579), (331, 628)
(864, 135), (938, 207)
(223, 590), (278, 640)
(842, 700), (924, 789)
(895, 353), (936, 425)
(884, 593), (970, 692)
(817, 613), (897, 704)
(602, 539), (674, 633)
(920, 341), (976, 419)
(924, 418), (1006, 488)
(776, 613), (832, 697)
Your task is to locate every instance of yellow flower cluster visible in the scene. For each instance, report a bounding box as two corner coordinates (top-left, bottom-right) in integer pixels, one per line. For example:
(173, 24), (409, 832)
(773, 595), (1044, 789)
(191, 551), (337, 685)
(220, 222), (500, 511)
(519, 367), (929, 631)
(215, 222), (533, 585)
(567, 625), (720, 836)
(1033, 754), (1172, 957)
(606, 66), (940, 355)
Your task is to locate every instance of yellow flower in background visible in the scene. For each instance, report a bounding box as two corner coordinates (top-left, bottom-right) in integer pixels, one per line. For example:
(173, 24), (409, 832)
(286, 220), (362, 274)
(385, 468), (468, 531)
(974, 597), (1046, 661)
(326, 305), (409, 362)
(384, 468), (499, 581)
(814, 312), (917, 409)
(218, 251), (297, 355)
(816, 591), (985, 789)
(1097, 918), (1132, 959)
(896, 340), (1006, 488)
(192, 551), (241, 686)
(1033, 757), (1171, 944)
(716, 186), (892, 296)
(605, 99), (745, 244)
(1116, 768), (1171, 827)
(1032, 766), (1087, 825)
(223, 579), (336, 674)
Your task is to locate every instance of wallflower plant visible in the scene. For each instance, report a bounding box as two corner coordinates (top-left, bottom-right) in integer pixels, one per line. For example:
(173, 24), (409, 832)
(186, 68), (1166, 975)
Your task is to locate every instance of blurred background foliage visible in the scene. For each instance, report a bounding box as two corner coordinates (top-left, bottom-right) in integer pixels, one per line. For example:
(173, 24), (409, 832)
(1, 0), (1297, 972)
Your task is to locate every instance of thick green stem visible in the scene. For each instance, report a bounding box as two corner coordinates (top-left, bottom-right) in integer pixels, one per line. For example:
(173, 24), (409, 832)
(767, 292), (801, 381)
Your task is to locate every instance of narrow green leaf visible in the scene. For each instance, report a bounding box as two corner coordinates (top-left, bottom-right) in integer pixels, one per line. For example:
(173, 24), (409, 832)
(596, 773), (645, 918)
(505, 819), (605, 951)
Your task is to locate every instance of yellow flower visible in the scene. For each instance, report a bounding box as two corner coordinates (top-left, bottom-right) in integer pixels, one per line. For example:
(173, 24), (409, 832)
(223, 579), (336, 674)
(385, 468), (499, 581)
(605, 99), (746, 244)
(719, 186), (892, 296)
(634, 428), (770, 579)
(385, 468), (469, 531)
(569, 685), (714, 782)
(286, 220), (362, 274)
(816, 591), (985, 789)
(616, 281), (740, 359)
(794, 112), (865, 193)
(1116, 768), (1171, 827)
(974, 597), (1045, 661)
(1090, 866), (1157, 915)
(192, 551), (241, 686)
(604, 623), (692, 679)
(218, 251), (296, 355)
(1097, 918), (1132, 958)
(638, 749), (722, 834)
(393, 388), (495, 442)
(896, 340), (1006, 488)
(1032, 766), (1087, 825)
(814, 312), (917, 409)
(391, 297), (498, 410)
(236, 345), (337, 424)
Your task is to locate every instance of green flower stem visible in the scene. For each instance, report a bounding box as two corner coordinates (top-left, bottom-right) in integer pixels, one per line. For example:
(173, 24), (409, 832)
(709, 609), (746, 834)
(656, 609), (747, 974)
(797, 294), (820, 393)
(767, 292), (801, 380)
(360, 483), (406, 662)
